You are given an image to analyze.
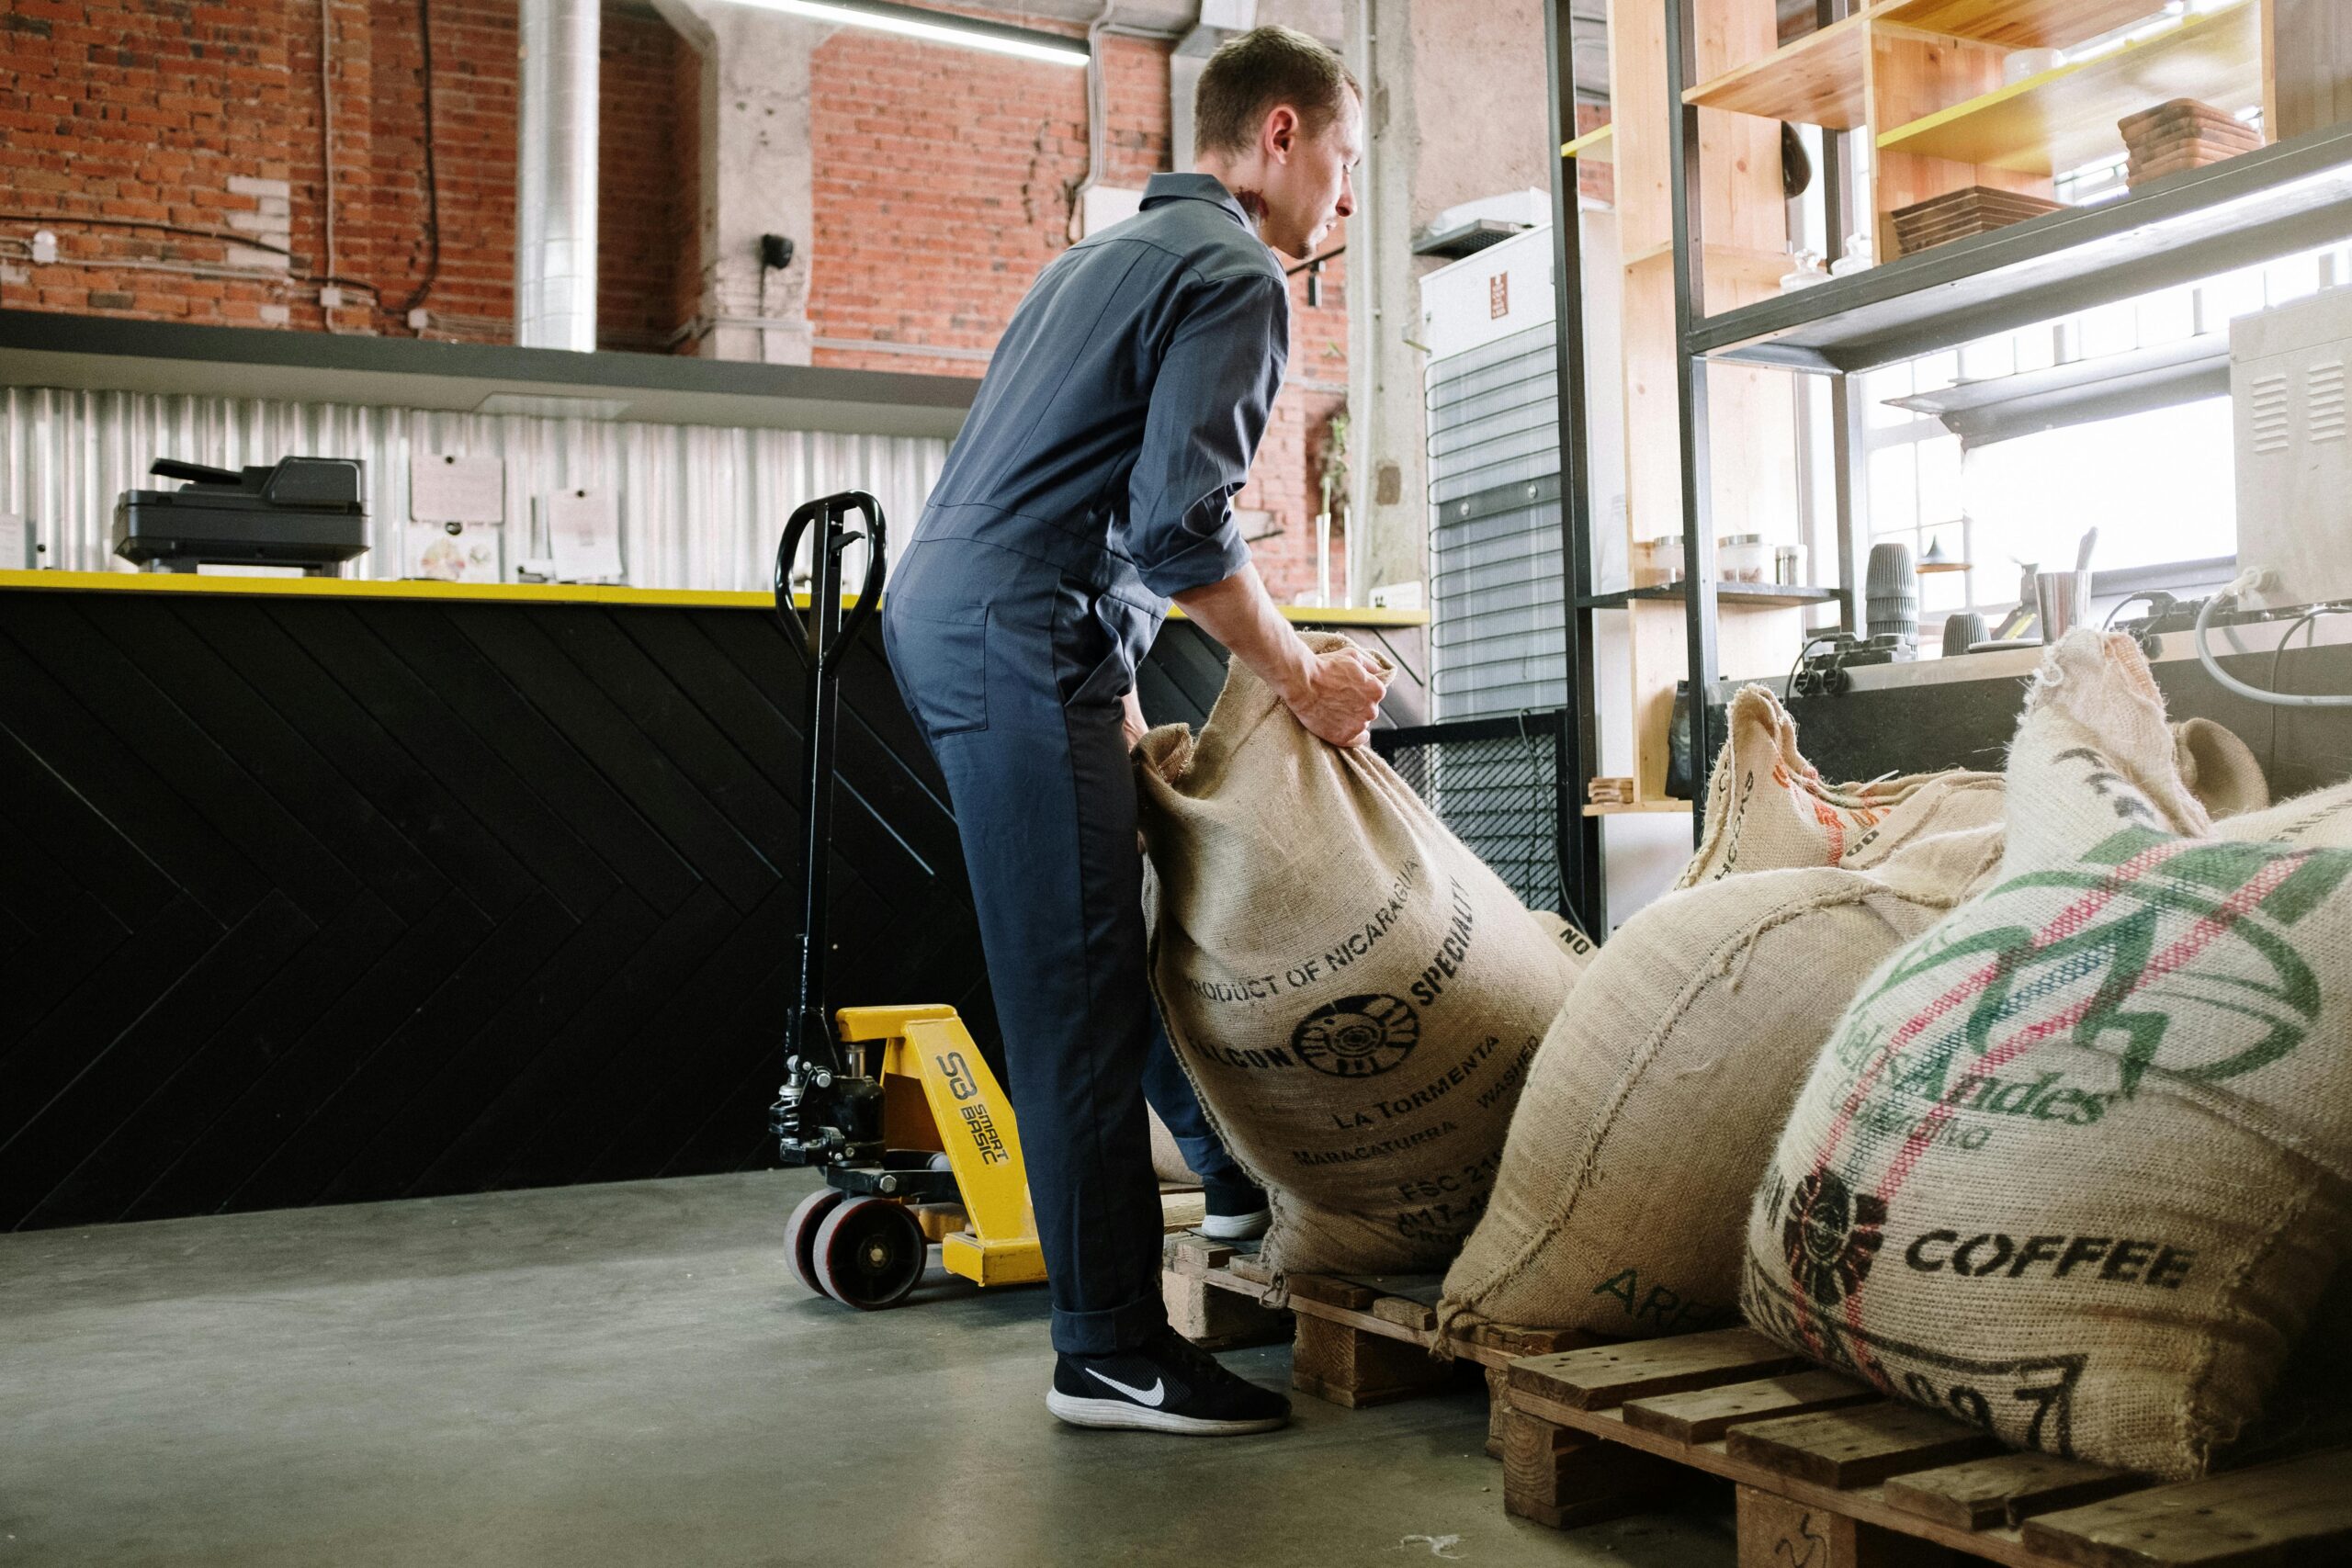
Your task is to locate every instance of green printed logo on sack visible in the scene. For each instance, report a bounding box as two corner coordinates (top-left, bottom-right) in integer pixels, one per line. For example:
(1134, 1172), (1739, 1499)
(1744, 631), (2352, 1480)
(1823, 822), (2347, 1153)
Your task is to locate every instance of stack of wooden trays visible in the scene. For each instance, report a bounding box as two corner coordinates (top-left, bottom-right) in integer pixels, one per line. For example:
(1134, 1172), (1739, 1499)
(2120, 97), (2263, 187)
(1586, 776), (1635, 807)
(1889, 186), (2064, 254)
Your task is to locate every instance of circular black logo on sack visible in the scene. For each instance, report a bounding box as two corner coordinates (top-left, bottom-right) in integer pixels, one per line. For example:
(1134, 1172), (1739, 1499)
(1781, 1169), (1886, 1307)
(1290, 994), (1420, 1078)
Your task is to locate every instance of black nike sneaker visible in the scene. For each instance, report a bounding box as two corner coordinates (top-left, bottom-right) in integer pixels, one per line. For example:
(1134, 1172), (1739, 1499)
(1046, 1325), (1291, 1435)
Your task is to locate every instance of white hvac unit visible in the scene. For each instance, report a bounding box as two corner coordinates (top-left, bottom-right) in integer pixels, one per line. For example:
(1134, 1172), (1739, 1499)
(1418, 214), (1624, 719)
(2233, 286), (2352, 607)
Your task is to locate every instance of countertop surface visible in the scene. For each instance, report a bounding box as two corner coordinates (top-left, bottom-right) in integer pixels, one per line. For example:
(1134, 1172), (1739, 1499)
(0, 569), (1432, 626)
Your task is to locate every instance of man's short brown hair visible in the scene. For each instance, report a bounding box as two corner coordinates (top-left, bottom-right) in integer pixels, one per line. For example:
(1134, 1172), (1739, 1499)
(1193, 26), (1359, 158)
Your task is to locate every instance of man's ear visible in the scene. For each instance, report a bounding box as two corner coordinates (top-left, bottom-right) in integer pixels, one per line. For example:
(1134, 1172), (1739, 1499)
(1264, 104), (1298, 162)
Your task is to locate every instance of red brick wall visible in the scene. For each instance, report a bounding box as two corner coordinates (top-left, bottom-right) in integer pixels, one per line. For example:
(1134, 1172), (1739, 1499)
(371, 0), (519, 337)
(0, 0), (299, 325)
(0, 0), (688, 344)
(1, 1), (1349, 599)
(597, 3), (694, 351)
(805, 24), (1346, 601)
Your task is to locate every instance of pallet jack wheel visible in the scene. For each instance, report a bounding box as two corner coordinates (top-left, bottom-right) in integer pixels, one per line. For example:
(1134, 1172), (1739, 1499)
(812, 1195), (928, 1310)
(786, 1187), (847, 1298)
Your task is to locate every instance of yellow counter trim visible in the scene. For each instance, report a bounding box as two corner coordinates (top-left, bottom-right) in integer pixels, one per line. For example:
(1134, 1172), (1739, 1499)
(0, 569), (1430, 626)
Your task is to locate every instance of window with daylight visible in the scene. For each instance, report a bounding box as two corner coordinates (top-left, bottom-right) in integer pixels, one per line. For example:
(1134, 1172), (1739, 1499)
(1854, 239), (2352, 651)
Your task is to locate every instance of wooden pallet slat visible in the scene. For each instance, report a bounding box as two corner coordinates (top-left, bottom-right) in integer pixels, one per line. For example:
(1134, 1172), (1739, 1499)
(1227, 1251), (1277, 1288)
(2018, 1447), (2352, 1567)
(1727, 1402), (2007, 1488)
(1284, 1271), (1383, 1312)
(1885, 1451), (2141, 1532)
(1510, 1325), (1803, 1411)
(1373, 1292), (1440, 1334)
(1168, 1235), (1236, 1280)
(1623, 1368), (1881, 1444)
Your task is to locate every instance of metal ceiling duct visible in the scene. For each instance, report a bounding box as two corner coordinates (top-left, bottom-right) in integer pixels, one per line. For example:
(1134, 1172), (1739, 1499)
(516, 0), (601, 352)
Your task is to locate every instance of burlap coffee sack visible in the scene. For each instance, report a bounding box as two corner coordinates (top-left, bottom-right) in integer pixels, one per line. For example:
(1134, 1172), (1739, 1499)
(2174, 716), (2269, 820)
(1677, 686), (2004, 888)
(1743, 630), (2352, 1478)
(1147, 1106), (1201, 1186)
(1441, 823), (2003, 1341)
(1137, 635), (1591, 1274)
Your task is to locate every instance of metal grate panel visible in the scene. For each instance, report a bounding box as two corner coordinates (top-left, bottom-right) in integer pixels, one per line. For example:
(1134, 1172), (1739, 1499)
(1374, 710), (1567, 919)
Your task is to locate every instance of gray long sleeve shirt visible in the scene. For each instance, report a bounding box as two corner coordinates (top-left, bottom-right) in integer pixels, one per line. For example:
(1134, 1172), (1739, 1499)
(904, 172), (1290, 604)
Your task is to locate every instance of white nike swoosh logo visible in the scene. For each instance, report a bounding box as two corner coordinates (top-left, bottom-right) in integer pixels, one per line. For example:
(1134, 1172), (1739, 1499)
(1084, 1367), (1166, 1407)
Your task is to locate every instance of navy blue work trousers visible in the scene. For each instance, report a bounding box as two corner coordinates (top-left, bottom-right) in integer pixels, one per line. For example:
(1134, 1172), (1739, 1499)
(882, 536), (1238, 1354)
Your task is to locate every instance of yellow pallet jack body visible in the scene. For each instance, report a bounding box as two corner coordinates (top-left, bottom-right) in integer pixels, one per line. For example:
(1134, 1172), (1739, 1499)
(838, 1004), (1046, 1289)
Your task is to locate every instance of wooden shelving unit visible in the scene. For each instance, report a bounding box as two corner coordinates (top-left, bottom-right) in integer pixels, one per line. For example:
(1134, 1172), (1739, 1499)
(1878, 0), (2263, 175)
(1874, 0), (2184, 49)
(1690, 124), (2352, 371)
(1680, 6), (1887, 129)
(1560, 122), (1615, 162)
(1578, 584), (1843, 610)
(1542, 0), (2351, 928)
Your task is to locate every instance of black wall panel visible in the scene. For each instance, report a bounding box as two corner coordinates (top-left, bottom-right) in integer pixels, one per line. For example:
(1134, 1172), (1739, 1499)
(0, 587), (1429, 1231)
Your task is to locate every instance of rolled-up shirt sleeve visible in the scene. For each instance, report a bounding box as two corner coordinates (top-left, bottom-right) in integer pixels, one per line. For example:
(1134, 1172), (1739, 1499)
(1125, 271), (1289, 598)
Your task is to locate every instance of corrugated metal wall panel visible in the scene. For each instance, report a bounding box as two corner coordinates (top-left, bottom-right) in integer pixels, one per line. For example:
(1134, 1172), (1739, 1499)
(0, 387), (950, 589)
(1426, 317), (1564, 720)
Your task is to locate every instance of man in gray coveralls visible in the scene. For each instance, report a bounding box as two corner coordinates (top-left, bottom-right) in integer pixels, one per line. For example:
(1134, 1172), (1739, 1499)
(881, 26), (1383, 1435)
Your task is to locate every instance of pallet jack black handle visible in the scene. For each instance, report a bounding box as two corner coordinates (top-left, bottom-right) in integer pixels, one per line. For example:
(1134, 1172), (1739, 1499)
(774, 491), (888, 673)
(771, 493), (888, 1161)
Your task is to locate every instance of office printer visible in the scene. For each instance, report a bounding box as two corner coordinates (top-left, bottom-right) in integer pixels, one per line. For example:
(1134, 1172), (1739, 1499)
(114, 457), (369, 575)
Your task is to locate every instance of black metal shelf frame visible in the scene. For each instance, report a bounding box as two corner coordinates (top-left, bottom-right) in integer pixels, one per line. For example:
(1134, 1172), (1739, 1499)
(1544, 0), (2352, 931)
(1690, 123), (2352, 374)
(1578, 583), (1843, 610)
(1543, 0), (1866, 934)
(1543, 0), (1604, 937)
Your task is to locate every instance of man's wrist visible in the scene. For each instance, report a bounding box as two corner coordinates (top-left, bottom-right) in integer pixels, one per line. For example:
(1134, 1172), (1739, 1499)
(1268, 639), (1316, 708)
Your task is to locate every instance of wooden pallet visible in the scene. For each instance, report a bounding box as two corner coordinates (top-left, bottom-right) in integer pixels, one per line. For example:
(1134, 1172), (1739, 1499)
(1161, 1234), (1292, 1350)
(1498, 1325), (2352, 1564)
(1167, 1239), (1594, 1455)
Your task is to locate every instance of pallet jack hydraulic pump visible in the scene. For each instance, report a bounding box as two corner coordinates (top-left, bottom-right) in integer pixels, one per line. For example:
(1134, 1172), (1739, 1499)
(768, 491), (1046, 1310)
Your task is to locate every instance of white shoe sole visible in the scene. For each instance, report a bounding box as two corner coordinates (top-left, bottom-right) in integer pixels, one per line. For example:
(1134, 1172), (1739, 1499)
(1197, 1209), (1271, 1241)
(1046, 1390), (1287, 1435)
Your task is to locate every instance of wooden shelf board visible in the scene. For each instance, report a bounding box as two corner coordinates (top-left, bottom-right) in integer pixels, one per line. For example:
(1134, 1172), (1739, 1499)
(1877, 1), (2263, 176)
(1624, 243), (1796, 299)
(1875, 0), (2186, 51)
(1583, 800), (1694, 817)
(1582, 583), (1843, 609)
(1689, 124), (2352, 373)
(1680, 5), (1889, 130)
(1561, 122), (1615, 163)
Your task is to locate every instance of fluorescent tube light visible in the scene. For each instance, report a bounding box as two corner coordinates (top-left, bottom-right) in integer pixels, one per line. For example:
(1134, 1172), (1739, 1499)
(737, 0), (1089, 66)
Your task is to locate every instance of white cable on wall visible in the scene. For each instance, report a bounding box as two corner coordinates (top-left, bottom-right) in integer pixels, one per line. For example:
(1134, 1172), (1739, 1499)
(2194, 570), (2352, 706)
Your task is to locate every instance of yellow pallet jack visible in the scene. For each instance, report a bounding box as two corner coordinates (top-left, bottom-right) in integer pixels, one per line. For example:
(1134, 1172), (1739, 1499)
(768, 493), (1046, 1309)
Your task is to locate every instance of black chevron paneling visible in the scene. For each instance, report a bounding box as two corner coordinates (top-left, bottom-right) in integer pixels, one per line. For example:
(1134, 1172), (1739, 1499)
(0, 587), (992, 1230)
(2, 587), (1422, 1232)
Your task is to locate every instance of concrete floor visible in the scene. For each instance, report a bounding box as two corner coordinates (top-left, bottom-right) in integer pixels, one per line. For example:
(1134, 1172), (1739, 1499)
(0, 1170), (1735, 1568)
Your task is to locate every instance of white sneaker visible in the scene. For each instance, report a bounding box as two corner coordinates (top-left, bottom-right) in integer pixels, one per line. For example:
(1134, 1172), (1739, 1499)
(1198, 1206), (1270, 1241)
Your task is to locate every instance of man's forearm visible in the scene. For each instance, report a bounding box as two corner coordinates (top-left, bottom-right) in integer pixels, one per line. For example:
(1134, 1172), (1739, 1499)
(1170, 562), (1313, 704)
